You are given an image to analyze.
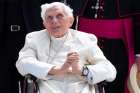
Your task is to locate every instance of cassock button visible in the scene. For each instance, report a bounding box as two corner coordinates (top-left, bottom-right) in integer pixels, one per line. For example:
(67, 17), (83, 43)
(91, 6), (94, 9)
(101, 40), (104, 42)
(94, 14), (98, 18)
(100, 6), (103, 10)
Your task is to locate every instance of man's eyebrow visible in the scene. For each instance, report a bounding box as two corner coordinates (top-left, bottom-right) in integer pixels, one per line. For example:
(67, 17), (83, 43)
(57, 13), (64, 16)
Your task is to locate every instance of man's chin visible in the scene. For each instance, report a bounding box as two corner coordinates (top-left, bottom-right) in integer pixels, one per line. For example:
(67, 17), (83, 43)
(51, 32), (61, 37)
(52, 30), (60, 32)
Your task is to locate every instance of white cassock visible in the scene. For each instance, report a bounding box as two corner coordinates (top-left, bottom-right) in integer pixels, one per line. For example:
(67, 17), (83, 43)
(16, 29), (116, 93)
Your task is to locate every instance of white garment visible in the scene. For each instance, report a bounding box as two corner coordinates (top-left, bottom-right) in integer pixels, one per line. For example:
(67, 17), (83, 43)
(16, 29), (116, 93)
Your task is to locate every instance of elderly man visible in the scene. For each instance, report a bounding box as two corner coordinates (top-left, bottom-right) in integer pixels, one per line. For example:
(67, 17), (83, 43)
(16, 2), (116, 93)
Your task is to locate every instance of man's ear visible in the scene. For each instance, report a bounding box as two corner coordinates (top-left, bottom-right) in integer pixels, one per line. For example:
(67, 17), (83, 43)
(43, 21), (47, 28)
(68, 16), (74, 27)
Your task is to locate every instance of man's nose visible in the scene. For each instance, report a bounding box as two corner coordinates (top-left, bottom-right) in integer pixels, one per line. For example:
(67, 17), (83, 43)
(52, 17), (58, 23)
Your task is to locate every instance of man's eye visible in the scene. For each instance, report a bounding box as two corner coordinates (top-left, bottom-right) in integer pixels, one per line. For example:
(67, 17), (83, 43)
(46, 16), (53, 20)
(57, 14), (64, 19)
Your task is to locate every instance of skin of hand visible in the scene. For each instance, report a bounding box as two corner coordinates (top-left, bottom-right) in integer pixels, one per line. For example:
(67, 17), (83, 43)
(49, 52), (82, 76)
(66, 52), (82, 75)
(48, 60), (71, 76)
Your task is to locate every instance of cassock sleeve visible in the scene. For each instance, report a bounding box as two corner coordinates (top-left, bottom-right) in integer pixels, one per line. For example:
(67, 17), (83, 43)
(83, 34), (117, 85)
(16, 33), (55, 80)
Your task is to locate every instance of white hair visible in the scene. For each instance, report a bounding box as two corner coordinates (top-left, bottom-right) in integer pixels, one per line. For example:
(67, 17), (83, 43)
(41, 2), (73, 21)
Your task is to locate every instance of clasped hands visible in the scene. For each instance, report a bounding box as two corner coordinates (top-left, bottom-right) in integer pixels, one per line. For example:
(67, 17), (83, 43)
(50, 52), (82, 76)
(62, 52), (82, 75)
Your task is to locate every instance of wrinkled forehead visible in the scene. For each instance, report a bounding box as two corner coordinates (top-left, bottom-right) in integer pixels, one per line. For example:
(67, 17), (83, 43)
(45, 6), (65, 15)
